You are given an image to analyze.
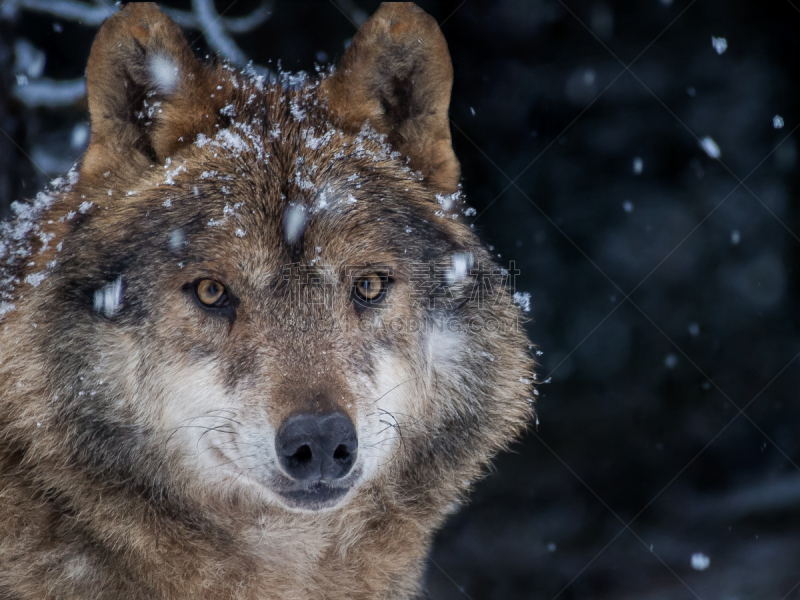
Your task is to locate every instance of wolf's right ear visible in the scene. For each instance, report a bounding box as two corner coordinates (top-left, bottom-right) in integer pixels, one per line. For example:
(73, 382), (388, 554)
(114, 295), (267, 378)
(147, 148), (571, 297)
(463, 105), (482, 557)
(322, 2), (460, 194)
(82, 3), (220, 177)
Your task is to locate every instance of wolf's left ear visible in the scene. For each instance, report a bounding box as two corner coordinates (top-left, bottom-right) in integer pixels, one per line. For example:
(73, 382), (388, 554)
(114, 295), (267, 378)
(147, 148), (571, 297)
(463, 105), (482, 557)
(82, 3), (222, 177)
(322, 2), (459, 193)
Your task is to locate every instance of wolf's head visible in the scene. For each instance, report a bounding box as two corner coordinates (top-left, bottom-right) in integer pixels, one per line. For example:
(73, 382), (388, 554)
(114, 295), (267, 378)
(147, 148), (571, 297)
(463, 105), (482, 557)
(3, 3), (534, 516)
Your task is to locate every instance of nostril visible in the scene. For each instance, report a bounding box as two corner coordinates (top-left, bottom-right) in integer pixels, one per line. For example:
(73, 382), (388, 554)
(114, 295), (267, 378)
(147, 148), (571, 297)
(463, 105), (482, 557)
(287, 444), (313, 465)
(333, 444), (350, 461)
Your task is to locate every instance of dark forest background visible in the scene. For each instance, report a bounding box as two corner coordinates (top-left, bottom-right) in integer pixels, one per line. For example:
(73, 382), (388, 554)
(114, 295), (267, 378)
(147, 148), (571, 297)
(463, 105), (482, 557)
(1, 1), (799, 598)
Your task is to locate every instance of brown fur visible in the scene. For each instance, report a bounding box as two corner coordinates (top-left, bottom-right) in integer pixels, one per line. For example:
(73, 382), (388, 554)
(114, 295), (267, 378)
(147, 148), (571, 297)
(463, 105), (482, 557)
(322, 2), (459, 193)
(0, 3), (535, 599)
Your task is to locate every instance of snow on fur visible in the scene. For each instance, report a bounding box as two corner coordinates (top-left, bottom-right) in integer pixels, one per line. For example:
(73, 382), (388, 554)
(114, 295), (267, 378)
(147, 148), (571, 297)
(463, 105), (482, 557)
(0, 168), (79, 319)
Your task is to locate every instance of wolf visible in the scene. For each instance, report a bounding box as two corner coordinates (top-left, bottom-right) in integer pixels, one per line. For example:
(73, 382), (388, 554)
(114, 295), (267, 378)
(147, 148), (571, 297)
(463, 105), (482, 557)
(0, 3), (535, 599)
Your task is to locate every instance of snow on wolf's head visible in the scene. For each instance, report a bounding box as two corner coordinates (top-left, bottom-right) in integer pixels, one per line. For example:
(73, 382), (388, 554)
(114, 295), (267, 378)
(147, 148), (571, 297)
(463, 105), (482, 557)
(4, 3), (534, 515)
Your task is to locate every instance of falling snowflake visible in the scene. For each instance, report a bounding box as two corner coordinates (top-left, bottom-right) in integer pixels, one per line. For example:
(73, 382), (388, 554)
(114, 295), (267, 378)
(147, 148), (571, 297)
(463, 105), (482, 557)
(148, 54), (180, 94)
(699, 137), (721, 159)
(284, 204), (308, 244)
(711, 36), (728, 55)
(691, 553), (710, 571)
(447, 252), (474, 283)
(93, 277), (123, 317)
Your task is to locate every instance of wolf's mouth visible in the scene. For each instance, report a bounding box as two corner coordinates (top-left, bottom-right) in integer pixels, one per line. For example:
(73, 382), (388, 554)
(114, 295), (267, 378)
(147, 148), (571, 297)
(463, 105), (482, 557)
(275, 481), (353, 511)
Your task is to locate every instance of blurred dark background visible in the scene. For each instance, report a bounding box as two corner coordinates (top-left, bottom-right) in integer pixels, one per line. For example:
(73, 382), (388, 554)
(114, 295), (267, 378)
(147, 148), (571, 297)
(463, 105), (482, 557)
(1, 1), (799, 598)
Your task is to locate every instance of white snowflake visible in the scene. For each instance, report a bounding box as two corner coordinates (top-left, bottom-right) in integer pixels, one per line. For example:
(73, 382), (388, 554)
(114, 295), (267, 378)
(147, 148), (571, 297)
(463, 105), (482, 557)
(148, 54), (180, 94)
(699, 136), (721, 159)
(711, 36), (727, 55)
(447, 252), (474, 283)
(24, 272), (46, 288)
(284, 204), (307, 244)
(93, 277), (123, 317)
(513, 291), (531, 312)
(691, 553), (710, 571)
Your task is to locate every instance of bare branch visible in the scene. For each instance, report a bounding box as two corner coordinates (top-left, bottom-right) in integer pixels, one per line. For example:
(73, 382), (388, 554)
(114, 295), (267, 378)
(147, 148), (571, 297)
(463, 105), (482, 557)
(0, 0), (114, 25)
(191, 0), (250, 68)
(163, 1), (273, 34)
(31, 145), (78, 175)
(2, 0), (274, 35)
(5, 0), (276, 108)
(12, 77), (86, 108)
(211, 1), (273, 34)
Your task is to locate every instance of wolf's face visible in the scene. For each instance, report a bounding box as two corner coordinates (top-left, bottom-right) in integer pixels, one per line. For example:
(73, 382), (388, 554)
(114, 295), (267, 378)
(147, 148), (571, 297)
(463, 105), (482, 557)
(7, 3), (534, 519)
(78, 96), (471, 512)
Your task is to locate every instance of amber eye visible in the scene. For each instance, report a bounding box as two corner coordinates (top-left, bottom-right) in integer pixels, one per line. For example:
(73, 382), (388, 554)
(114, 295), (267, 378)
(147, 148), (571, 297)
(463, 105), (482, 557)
(354, 273), (387, 305)
(195, 279), (228, 307)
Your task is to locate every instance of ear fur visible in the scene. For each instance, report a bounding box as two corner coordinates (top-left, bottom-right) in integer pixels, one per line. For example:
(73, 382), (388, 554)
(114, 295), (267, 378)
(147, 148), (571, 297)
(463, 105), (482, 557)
(323, 2), (460, 193)
(82, 2), (222, 176)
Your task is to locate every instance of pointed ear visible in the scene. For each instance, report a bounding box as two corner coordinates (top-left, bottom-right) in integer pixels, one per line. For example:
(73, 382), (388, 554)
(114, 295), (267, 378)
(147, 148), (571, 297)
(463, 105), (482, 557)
(322, 2), (460, 193)
(82, 2), (221, 176)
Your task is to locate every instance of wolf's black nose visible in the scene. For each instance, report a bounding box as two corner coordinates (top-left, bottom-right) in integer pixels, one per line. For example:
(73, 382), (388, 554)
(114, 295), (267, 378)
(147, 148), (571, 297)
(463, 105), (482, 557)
(276, 412), (358, 482)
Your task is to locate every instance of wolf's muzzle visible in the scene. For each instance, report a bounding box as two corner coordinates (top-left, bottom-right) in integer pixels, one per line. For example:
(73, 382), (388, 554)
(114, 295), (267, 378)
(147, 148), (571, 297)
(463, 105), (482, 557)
(276, 412), (358, 482)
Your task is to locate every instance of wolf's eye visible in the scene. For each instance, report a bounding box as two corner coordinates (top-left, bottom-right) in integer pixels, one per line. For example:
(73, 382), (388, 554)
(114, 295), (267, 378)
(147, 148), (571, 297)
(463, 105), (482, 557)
(353, 273), (386, 305)
(195, 279), (229, 307)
